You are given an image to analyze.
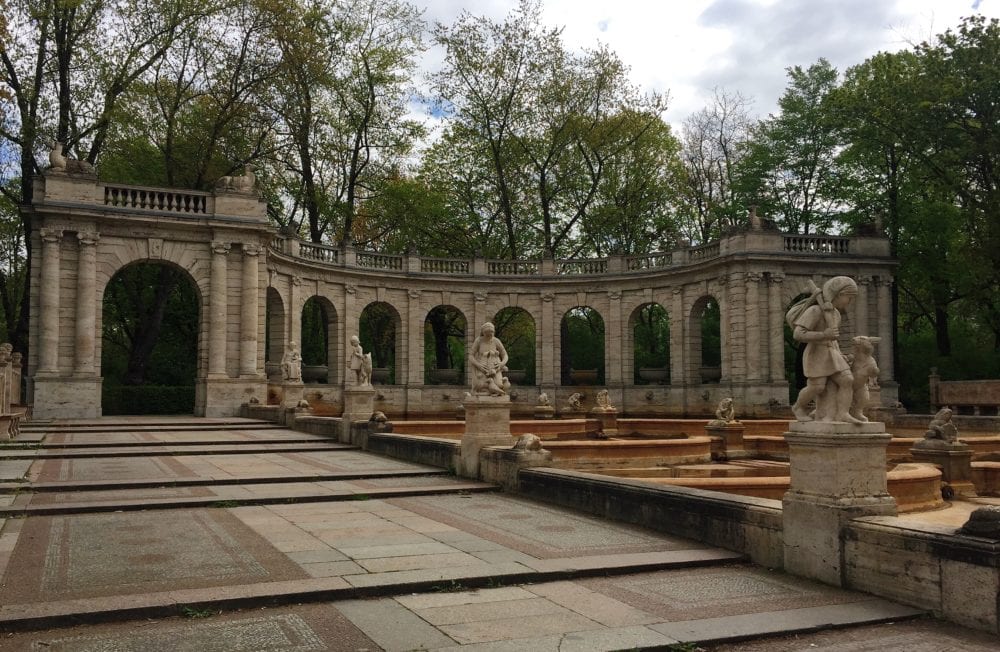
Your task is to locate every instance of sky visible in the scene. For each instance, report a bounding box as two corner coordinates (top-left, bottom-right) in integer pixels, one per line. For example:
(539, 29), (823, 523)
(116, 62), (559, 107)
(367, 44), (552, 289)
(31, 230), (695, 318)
(411, 0), (999, 128)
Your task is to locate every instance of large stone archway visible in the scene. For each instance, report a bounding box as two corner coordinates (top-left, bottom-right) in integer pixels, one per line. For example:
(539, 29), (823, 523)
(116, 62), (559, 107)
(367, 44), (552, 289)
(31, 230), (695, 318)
(26, 170), (898, 418)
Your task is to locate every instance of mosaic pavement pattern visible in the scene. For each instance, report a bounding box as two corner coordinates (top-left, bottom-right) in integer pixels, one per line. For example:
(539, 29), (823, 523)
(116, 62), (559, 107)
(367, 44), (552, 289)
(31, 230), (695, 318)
(0, 509), (306, 602)
(581, 566), (861, 621)
(388, 493), (695, 558)
(34, 457), (196, 482)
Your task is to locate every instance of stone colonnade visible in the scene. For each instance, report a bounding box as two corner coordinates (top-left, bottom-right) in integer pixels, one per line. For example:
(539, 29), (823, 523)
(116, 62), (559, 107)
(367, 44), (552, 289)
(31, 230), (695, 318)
(26, 169), (897, 419)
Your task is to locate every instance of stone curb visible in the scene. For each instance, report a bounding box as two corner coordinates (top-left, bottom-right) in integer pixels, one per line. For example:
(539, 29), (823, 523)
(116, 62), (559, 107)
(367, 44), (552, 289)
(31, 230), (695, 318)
(0, 549), (746, 633)
(0, 468), (450, 494)
(0, 482), (498, 516)
(0, 443), (353, 460)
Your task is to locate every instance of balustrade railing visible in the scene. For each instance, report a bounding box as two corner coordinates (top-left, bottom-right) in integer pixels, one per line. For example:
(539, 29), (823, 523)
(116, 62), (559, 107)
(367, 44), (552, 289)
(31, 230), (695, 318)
(687, 242), (720, 261)
(558, 258), (608, 275)
(488, 260), (540, 275)
(299, 242), (339, 264)
(357, 252), (404, 271)
(784, 235), (850, 254)
(104, 185), (209, 214)
(421, 257), (470, 274)
(626, 252), (673, 271)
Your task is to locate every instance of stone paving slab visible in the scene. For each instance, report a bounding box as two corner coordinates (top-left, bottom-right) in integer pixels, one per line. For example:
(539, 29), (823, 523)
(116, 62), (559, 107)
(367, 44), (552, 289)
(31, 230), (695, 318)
(0, 478), (495, 516)
(34, 429), (317, 446)
(0, 442), (352, 460)
(28, 450), (441, 485)
(0, 460), (31, 482)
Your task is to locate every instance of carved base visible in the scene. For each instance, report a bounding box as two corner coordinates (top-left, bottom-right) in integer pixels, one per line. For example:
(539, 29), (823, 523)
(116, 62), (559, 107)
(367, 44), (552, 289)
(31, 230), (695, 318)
(591, 408), (618, 436)
(911, 444), (976, 497)
(458, 394), (512, 479)
(706, 423), (750, 460)
(342, 386), (377, 444)
(783, 422), (896, 586)
(533, 405), (556, 420)
(32, 375), (102, 419)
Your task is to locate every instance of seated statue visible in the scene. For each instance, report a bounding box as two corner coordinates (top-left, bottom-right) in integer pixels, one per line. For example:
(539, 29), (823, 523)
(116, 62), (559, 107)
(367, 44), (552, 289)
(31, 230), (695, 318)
(281, 342), (302, 382)
(470, 322), (510, 396)
(567, 392), (583, 411)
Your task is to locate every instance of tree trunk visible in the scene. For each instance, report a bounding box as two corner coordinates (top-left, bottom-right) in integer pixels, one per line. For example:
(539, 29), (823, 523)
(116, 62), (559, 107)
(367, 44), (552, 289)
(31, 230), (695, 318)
(934, 306), (951, 357)
(124, 267), (180, 385)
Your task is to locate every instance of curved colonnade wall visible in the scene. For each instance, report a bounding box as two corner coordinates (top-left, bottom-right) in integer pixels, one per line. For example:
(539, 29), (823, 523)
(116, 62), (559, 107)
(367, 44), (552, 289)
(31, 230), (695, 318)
(25, 172), (897, 419)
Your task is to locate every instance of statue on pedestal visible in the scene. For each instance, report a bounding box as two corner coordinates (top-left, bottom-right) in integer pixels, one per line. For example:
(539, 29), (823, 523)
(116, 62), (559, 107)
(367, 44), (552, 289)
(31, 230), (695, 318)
(786, 276), (866, 424)
(470, 322), (510, 396)
(709, 397), (738, 427)
(281, 341), (302, 382)
(349, 335), (372, 387)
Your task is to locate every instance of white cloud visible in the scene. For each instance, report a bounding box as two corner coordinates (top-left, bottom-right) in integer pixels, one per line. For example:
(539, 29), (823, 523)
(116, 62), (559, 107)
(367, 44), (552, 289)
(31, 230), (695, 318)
(413, 0), (1000, 126)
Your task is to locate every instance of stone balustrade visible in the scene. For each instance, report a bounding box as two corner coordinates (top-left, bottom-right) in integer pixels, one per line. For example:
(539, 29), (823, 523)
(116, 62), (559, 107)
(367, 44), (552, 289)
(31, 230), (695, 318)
(0, 344), (27, 440)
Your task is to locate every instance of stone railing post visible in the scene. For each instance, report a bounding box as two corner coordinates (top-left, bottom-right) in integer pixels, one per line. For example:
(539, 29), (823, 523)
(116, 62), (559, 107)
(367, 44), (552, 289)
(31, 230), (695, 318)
(38, 228), (63, 373)
(208, 241), (230, 376)
(472, 254), (487, 276)
(767, 273), (785, 383)
(342, 241), (357, 267)
(240, 244), (261, 377)
(10, 352), (22, 405)
(74, 230), (99, 374)
(607, 254), (624, 273)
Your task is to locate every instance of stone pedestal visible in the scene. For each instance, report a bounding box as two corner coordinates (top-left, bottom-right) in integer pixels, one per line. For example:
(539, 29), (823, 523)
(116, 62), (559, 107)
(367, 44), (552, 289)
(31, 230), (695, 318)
(458, 394), (512, 479)
(342, 386), (376, 444)
(279, 382), (305, 409)
(533, 405), (555, 419)
(911, 440), (976, 497)
(591, 408), (618, 436)
(32, 375), (102, 419)
(782, 421), (896, 587)
(706, 422), (750, 460)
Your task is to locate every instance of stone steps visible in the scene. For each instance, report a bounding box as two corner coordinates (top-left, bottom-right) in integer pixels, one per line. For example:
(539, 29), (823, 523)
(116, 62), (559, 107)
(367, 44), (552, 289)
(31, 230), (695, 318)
(0, 417), (954, 651)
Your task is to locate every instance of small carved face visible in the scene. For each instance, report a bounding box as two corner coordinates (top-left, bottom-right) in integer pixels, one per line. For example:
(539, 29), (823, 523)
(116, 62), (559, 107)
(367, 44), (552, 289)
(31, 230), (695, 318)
(832, 290), (857, 310)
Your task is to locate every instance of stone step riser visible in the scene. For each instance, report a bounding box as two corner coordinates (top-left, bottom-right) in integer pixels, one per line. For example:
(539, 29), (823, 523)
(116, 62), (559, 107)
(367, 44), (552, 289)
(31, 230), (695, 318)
(0, 445), (352, 460)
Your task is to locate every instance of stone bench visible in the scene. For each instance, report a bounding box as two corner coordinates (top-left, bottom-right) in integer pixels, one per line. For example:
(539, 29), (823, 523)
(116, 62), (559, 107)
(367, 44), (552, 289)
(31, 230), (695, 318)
(930, 370), (1000, 416)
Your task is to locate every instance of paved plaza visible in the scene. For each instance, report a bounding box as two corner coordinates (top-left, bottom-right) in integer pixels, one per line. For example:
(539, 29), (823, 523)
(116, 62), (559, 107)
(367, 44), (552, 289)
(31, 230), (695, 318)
(0, 417), (996, 650)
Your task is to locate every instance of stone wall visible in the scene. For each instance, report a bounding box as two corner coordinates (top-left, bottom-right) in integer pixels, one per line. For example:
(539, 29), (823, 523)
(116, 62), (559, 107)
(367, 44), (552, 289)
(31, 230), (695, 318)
(26, 170), (898, 419)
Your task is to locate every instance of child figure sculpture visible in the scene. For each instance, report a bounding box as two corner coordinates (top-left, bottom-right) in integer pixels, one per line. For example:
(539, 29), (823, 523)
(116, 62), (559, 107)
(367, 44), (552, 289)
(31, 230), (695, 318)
(786, 276), (863, 424)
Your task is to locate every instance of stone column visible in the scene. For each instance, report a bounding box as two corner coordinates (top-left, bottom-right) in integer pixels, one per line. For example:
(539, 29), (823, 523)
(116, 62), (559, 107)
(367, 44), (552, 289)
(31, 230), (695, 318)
(289, 275), (303, 359)
(605, 291), (623, 385)
(876, 277), (894, 383)
(854, 275), (871, 337)
(783, 422), (896, 586)
(539, 293), (556, 387)
(208, 240), (230, 377)
(342, 283), (356, 383)
(239, 244), (261, 377)
(767, 273), (785, 383)
(406, 290), (423, 386)
(38, 228), (64, 373)
(745, 272), (762, 382)
(716, 275), (731, 382)
(74, 231), (99, 375)
(0, 345), (10, 414)
(670, 286), (685, 385)
(726, 272), (746, 382)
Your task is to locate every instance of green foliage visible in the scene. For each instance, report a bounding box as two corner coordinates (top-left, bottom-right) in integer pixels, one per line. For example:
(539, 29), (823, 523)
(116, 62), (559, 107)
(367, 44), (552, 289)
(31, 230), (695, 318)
(424, 305), (466, 381)
(633, 303), (670, 383)
(360, 302), (397, 381)
(561, 307), (605, 384)
(103, 386), (195, 415)
(494, 307), (536, 384)
(700, 299), (721, 367)
(301, 297), (330, 366)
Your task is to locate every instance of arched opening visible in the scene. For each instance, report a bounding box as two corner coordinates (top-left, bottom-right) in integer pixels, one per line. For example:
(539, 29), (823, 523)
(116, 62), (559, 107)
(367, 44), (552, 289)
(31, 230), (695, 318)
(494, 307), (536, 385)
(632, 303), (670, 385)
(360, 302), (401, 384)
(101, 262), (200, 415)
(301, 296), (338, 384)
(561, 306), (605, 386)
(689, 296), (721, 384)
(265, 287), (285, 382)
(424, 305), (467, 385)
(785, 292), (811, 402)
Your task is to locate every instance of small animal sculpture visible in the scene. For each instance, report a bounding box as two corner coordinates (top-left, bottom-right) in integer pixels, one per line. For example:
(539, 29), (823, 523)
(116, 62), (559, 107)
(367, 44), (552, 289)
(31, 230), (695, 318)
(513, 433), (543, 451)
(48, 142), (96, 174)
(848, 336), (881, 422)
(567, 392), (584, 411)
(925, 407), (958, 443)
(536, 392), (550, 407)
(215, 165), (256, 193)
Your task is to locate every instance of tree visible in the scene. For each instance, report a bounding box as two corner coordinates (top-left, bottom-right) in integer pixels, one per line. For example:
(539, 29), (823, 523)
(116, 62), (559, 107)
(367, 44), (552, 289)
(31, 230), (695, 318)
(738, 59), (844, 234)
(678, 88), (754, 243)
(430, 0), (667, 259)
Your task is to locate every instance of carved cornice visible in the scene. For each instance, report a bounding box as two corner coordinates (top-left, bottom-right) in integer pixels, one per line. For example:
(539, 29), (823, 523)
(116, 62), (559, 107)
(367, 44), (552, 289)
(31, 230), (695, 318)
(77, 231), (100, 246)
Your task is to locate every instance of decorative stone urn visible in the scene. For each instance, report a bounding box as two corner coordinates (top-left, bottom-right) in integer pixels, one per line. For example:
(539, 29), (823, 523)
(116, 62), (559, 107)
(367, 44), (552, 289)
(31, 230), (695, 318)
(506, 369), (527, 385)
(569, 369), (598, 385)
(427, 368), (461, 385)
(371, 367), (391, 384)
(699, 365), (722, 383)
(638, 367), (669, 384)
(301, 365), (328, 384)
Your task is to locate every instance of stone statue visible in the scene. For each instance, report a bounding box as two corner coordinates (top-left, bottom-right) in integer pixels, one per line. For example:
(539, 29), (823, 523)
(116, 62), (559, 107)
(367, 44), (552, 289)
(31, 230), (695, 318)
(595, 389), (614, 411)
(537, 392), (550, 407)
(848, 336), (881, 422)
(281, 341), (302, 382)
(470, 322), (510, 396)
(48, 141), (96, 175)
(925, 408), (959, 443)
(567, 392), (583, 411)
(349, 335), (372, 386)
(215, 165), (256, 193)
(786, 276), (864, 424)
(513, 433), (543, 451)
(710, 397), (737, 426)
